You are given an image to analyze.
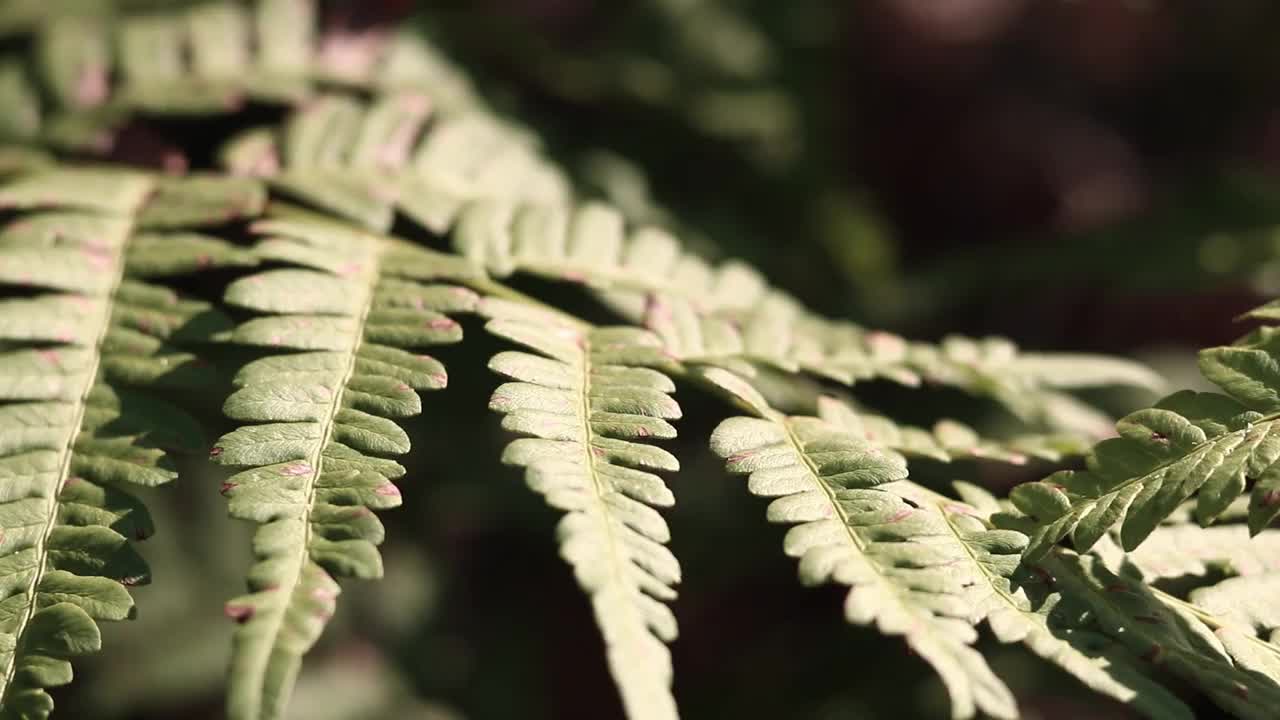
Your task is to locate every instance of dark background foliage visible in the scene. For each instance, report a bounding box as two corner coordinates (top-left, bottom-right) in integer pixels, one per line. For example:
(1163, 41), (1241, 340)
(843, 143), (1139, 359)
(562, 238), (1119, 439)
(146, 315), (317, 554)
(54, 1), (1280, 718)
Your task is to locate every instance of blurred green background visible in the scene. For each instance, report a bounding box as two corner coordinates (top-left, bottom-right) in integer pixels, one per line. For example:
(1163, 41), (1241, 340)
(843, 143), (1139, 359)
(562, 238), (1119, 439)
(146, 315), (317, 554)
(53, 1), (1280, 718)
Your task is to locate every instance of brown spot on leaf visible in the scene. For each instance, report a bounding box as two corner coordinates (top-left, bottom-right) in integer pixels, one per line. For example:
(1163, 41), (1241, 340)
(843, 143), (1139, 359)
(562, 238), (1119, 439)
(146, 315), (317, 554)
(1141, 643), (1164, 664)
(250, 150), (280, 177)
(74, 62), (108, 107)
(886, 507), (913, 523)
(1030, 566), (1056, 586)
(225, 603), (254, 623)
(162, 151), (187, 175)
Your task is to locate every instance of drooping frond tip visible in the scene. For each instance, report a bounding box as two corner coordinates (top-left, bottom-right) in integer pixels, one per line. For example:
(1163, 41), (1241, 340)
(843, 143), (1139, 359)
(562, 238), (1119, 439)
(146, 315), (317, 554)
(483, 299), (684, 720)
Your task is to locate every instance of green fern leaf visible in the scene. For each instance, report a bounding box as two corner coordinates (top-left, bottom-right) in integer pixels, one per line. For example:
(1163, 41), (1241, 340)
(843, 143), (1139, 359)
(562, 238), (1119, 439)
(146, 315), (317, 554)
(1043, 551), (1280, 720)
(0, 8), (1206, 720)
(888, 482), (1194, 720)
(1192, 572), (1280, 641)
(1013, 303), (1280, 560)
(710, 412), (1202, 719)
(450, 199), (1157, 431)
(457, 202), (764, 313)
(1093, 523), (1280, 581)
(0, 167), (241, 718)
(219, 94), (569, 233)
(208, 213), (478, 720)
(816, 396), (1091, 464)
(482, 299), (683, 720)
(1187, 572), (1280, 685)
(0, 0), (484, 151)
(215, 88), (1156, 441)
(708, 414), (1022, 719)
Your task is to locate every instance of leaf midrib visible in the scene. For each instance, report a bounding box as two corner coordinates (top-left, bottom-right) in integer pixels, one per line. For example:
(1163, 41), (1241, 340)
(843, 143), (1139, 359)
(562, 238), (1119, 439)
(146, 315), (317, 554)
(242, 237), (384, 712)
(577, 333), (638, 612)
(780, 418), (929, 629)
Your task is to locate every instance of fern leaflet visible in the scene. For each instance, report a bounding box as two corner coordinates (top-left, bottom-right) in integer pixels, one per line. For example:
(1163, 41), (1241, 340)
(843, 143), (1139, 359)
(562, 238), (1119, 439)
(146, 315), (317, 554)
(450, 198), (1158, 432)
(709, 413), (1019, 719)
(209, 212), (478, 720)
(1013, 299), (1280, 560)
(889, 482), (1194, 720)
(0, 0), (482, 152)
(1041, 551), (1280, 720)
(0, 168), (243, 718)
(483, 299), (683, 720)
(709, 410), (1253, 719)
(1094, 523), (1280, 581)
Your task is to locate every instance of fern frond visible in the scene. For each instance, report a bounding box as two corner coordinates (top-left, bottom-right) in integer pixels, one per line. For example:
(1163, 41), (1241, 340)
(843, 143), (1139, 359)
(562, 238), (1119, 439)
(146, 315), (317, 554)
(456, 204), (765, 315)
(0, 0), (481, 150)
(888, 482), (1194, 720)
(450, 202), (1158, 433)
(1192, 572), (1280, 639)
(709, 412), (1200, 718)
(0, 168), (243, 718)
(815, 396), (1090, 464)
(210, 73), (1159, 440)
(708, 414), (1019, 719)
(482, 299), (683, 720)
(1093, 523), (1280, 581)
(208, 214), (479, 720)
(1188, 572), (1280, 685)
(218, 92), (569, 233)
(1042, 551), (1280, 720)
(1012, 299), (1280, 560)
